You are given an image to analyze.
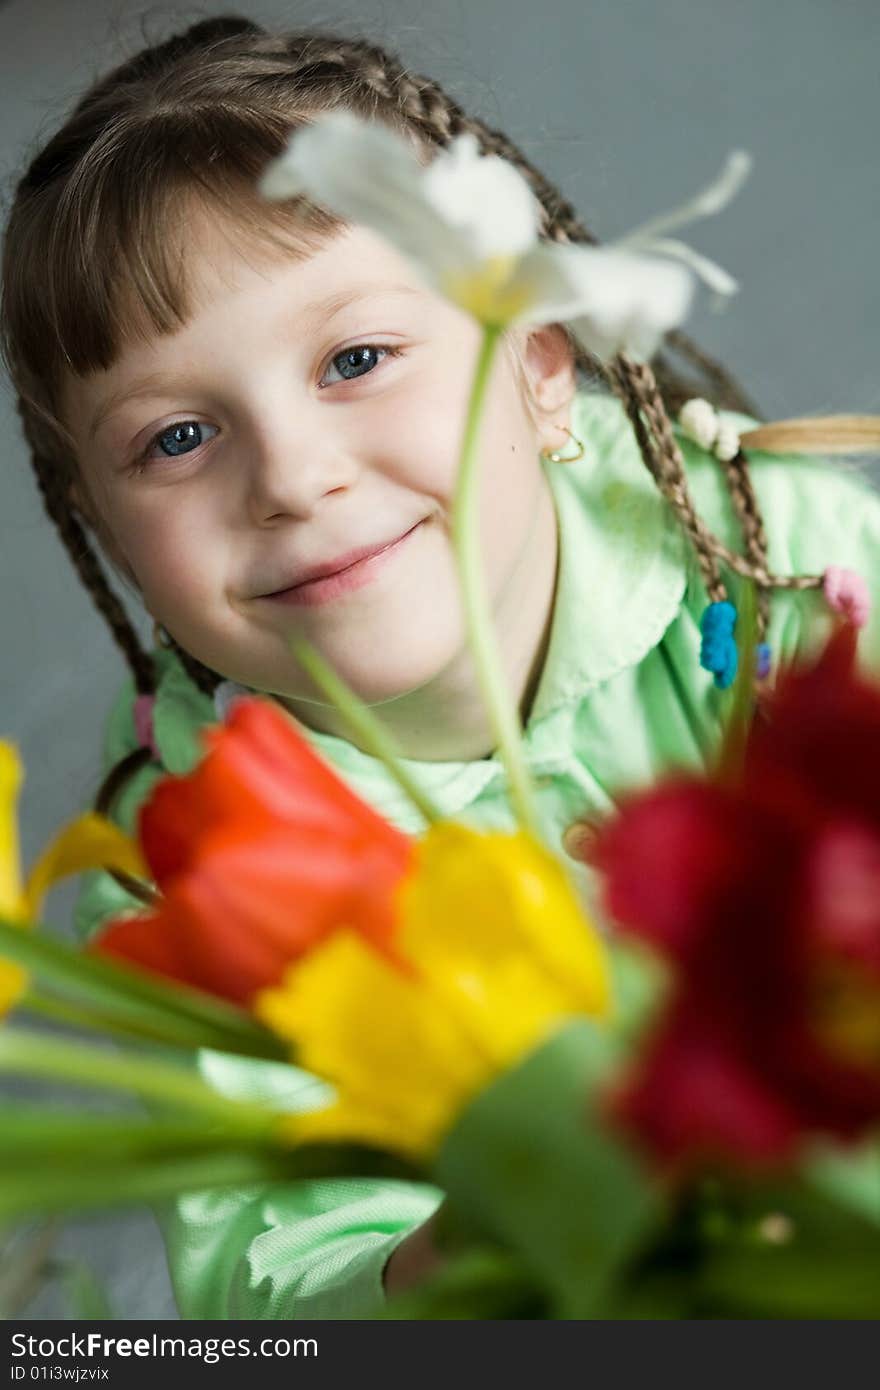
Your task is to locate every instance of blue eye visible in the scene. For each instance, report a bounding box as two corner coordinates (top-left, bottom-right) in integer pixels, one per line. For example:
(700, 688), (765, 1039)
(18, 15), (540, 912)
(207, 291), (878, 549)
(322, 344), (401, 386)
(154, 421), (217, 457)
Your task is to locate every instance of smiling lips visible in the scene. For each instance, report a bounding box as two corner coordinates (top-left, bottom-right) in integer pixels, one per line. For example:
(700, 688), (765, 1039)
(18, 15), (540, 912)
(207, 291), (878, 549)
(262, 519), (425, 607)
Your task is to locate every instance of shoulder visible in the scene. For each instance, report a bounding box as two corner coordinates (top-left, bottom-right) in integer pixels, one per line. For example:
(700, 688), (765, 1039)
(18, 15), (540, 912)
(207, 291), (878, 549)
(574, 387), (880, 572)
(73, 650), (217, 944)
(677, 406), (880, 578)
(572, 388), (880, 673)
(678, 405), (880, 673)
(101, 647), (218, 778)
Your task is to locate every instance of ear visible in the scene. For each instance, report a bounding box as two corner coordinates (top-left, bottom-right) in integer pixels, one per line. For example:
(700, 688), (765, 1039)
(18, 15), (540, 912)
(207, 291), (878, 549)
(515, 324), (578, 454)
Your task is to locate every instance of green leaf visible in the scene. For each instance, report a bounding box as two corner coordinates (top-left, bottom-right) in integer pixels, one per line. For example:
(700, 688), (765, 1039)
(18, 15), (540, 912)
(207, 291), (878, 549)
(433, 1020), (664, 1318)
(698, 1178), (880, 1318)
(804, 1137), (880, 1228)
(714, 576), (759, 782)
(0, 917), (286, 1060)
(377, 1248), (546, 1320)
(0, 1150), (300, 1223)
(0, 1028), (280, 1134)
(0, 1104), (422, 1224)
(50, 1259), (116, 1321)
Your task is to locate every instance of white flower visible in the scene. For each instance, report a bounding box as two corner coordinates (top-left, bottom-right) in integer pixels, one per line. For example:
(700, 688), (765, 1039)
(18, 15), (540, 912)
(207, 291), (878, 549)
(259, 110), (751, 363)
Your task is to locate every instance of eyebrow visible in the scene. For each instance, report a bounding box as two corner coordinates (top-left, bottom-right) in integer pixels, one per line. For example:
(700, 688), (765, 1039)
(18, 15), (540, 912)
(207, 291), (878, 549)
(87, 283), (421, 441)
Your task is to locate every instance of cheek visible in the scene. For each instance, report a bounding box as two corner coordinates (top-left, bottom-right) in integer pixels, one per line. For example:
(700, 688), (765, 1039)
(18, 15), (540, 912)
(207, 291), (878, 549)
(478, 378), (545, 578)
(106, 495), (221, 613)
(381, 356), (540, 517)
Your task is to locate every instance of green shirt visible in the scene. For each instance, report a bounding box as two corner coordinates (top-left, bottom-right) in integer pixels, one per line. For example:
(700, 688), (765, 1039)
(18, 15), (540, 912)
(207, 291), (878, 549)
(73, 388), (880, 1318)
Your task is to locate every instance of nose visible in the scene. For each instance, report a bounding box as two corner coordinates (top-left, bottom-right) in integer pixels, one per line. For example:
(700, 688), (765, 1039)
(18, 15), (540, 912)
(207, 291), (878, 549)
(245, 417), (360, 526)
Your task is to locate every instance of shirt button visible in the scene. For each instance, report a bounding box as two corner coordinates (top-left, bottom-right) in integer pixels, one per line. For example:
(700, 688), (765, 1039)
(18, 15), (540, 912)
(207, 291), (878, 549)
(562, 818), (600, 864)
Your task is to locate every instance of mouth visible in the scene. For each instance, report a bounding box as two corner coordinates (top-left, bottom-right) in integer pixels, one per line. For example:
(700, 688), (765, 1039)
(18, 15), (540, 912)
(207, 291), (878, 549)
(261, 518), (426, 608)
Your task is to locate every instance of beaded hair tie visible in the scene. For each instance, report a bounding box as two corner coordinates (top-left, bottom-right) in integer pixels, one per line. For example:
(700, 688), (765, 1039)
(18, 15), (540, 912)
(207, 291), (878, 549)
(678, 398), (872, 691)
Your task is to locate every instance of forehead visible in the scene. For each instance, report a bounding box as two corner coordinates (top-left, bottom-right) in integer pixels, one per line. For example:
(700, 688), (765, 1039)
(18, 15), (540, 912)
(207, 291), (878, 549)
(183, 205), (425, 312)
(63, 210), (432, 427)
(125, 208), (430, 355)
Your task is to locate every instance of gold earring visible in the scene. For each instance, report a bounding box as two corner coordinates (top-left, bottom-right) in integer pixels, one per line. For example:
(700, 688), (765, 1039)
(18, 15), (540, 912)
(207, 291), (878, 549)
(152, 618), (173, 649)
(540, 425), (585, 465)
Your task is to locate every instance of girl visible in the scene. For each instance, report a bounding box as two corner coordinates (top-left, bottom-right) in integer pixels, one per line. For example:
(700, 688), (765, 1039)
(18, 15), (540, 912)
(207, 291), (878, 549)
(3, 15), (880, 1320)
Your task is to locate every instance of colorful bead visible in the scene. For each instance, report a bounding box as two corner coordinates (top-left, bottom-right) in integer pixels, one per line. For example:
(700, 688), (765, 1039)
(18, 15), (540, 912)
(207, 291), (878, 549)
(700, 600), (738, 689)
(823, 566), (871, 628)
(133, 693), (160, 760)
(679, 398), (741, 462)
(679, 398), (717, 450)
(755, 642), (772, 680)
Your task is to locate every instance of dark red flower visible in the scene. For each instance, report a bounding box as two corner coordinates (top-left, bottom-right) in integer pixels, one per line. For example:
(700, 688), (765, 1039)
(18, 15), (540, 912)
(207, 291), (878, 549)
(91, 697), (413, 1006)
(592, 623), (880, 1167)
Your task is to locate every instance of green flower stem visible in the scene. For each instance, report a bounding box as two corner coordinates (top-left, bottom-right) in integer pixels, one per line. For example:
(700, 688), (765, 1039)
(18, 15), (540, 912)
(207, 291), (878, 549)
(451, 325), (539, 835)
(14, 988), (206, 1049)
(290, 639), (443, 826)
(0, 1152), (300, 1225)
(714, 577), (759, 784)
(0, 1028), (277, 1139)
(0, 918), (286, 1061)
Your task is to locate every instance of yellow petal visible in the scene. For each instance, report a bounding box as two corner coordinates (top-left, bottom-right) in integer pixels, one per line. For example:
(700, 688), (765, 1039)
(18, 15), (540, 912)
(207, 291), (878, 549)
(255, 931), (489, 1158)
(0, 742), (25, 921)
(0, 961), (27, 1016)
(24, 813), (149, 921)
(255, 828), (611, 1159)
(397, 824), (611, 1065)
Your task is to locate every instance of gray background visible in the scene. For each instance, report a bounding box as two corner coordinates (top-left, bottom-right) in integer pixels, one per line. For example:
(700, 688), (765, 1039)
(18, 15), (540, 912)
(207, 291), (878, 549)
(1, 0), (877, 1319)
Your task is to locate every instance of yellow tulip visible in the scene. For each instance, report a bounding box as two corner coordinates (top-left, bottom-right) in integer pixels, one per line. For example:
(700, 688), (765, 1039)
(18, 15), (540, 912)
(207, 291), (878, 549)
(256, 823), (610, 1160)
(0, 740), (149, 1013)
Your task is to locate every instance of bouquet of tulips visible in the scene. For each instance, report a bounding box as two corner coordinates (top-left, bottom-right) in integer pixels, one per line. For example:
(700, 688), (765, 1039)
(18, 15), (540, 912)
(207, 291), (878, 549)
(2, 116), (879, 1319)
(3, 614), (880, 1319)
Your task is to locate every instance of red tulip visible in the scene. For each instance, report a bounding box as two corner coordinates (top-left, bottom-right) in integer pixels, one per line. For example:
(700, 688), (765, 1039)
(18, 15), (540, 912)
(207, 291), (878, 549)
(91, 698), (413, 1006)
(592, 623), (880, 1167)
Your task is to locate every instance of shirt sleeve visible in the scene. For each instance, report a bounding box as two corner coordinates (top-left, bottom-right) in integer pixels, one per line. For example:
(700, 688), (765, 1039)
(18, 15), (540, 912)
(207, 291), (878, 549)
(72, 677), (443, 1321)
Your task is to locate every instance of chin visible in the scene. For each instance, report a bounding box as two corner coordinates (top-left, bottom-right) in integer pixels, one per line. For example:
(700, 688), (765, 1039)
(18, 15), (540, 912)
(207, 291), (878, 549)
(333, 656), (450, 706)
(328, 629), (463, 707)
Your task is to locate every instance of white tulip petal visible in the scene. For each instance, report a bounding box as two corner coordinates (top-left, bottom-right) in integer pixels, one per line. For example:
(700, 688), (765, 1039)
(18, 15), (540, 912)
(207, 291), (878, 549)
(422, 135), (541, 259)
(259, 113), (542, 302)
(616, 150), (753, 246)
(259, 112), (741, 340)
(563, 250), (695, 363)
(501, 242), (609, 325)
(621, 237), (739, 297)
(260, 112), (473, 281)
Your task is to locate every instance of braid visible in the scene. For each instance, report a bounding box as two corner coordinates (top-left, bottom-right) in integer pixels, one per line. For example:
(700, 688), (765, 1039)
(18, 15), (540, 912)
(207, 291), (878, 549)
(605, 355), (729, 602)
(716, 449), (772, 645)
(21, 420), (155, 695)
(166, 642), (221, 698)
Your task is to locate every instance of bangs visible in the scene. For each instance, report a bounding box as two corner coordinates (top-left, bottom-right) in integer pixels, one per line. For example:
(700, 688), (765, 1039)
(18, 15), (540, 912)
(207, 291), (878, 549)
(5, 103), (345, 416)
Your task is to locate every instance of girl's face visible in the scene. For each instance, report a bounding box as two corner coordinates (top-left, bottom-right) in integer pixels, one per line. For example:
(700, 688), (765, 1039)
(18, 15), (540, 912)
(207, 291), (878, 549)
(63, 212), (574, 706)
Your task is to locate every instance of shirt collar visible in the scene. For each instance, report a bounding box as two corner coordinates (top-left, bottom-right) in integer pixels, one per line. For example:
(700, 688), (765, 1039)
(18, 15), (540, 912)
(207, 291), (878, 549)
(156, 389), (689, 824)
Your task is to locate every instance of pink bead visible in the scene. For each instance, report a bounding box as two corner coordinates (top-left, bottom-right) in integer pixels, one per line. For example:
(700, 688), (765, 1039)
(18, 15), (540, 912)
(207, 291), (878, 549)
(133, 693), (160, 759)
(823, 566), (871, 628)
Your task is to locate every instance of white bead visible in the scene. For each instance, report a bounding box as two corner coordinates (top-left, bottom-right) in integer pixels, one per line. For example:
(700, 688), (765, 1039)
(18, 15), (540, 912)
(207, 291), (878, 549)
(679, 397), (719, 450)
(714, 419), (741, 462)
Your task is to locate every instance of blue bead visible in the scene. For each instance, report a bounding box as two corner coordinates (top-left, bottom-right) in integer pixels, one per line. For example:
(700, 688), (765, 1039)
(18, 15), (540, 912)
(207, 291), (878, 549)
(755, 642), (772, 679)
(699, 601), (738, 687)
(716, 643), (738, 689)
